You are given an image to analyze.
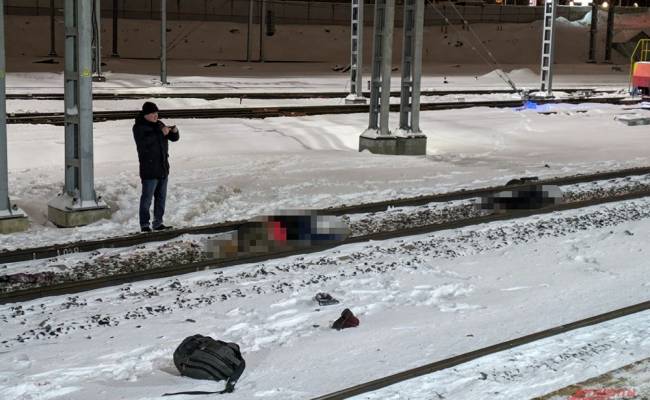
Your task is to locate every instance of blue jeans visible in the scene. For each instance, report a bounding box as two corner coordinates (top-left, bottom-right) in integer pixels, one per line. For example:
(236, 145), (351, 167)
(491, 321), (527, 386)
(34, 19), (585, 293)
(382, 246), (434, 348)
(139, 177), (168, 229)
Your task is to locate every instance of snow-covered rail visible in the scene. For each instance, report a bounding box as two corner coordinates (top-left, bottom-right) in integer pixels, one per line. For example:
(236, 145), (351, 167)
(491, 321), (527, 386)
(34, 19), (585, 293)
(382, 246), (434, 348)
(2, 165), (650, 266)
(311, 300), (650, 400)
(2, 177), (650, 304)
(6, 96), (635, 125)
(5, 87), (619, 101)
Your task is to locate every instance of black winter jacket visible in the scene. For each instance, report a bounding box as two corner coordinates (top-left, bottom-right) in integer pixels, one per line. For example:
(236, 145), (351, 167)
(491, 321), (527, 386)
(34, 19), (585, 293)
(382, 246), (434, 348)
(133, 113), (180, 179)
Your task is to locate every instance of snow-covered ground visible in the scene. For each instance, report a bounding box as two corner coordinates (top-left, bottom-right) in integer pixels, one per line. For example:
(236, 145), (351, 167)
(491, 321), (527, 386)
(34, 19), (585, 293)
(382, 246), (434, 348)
(2, 9), (650, 398)
(2, 197), (650, 400)
(3, 97), (649, 250)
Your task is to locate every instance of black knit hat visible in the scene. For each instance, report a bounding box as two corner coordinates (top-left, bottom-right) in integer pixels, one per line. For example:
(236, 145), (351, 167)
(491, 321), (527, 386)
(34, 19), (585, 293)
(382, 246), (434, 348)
(142, 101), (159, 115)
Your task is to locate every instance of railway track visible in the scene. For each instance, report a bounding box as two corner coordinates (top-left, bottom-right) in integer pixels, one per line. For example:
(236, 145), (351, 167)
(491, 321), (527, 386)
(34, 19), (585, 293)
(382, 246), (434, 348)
(311, 299), (650, 400)
(2, 178), (650, 304)
(7, 96), (636, 125)
(2, 165), (650, 266)
(3, 165), (650, 265)
(5, 87), (619, 101)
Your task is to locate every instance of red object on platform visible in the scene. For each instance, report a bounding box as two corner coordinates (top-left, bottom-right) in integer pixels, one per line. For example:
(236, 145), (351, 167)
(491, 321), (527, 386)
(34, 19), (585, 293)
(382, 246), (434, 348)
(633, 62), (650, 89)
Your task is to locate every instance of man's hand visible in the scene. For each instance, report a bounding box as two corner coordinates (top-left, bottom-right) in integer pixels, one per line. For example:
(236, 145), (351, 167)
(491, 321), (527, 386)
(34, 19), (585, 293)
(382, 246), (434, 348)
(162, 126), (171, 136)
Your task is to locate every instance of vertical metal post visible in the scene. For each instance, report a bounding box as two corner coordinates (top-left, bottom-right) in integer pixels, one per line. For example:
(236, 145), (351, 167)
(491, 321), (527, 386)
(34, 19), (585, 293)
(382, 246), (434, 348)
(539, 0), (557, 96)
(48, 0), (108, 227)
(49, 0), (58, 56)
(366, 0), (395, 136)
(346, 0), (365, 103)
(64, 0), (97, 205)
(587, 1), (598, 63)
(92, 0), (104, 81)
(161, 0), (168, 84)
(247, 0), (253, 61)
(259, 0), (265, 62)
(112, 0), (119, 57)
(0, 0), (27, 230)
(0, 0), (9, 213)
(399, 0), (424, 134)
(605, 2), (614, 63)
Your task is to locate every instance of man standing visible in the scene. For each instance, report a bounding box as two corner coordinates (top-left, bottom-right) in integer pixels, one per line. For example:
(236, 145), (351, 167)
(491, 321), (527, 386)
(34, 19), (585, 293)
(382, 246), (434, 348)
(133, 101), (180, 232)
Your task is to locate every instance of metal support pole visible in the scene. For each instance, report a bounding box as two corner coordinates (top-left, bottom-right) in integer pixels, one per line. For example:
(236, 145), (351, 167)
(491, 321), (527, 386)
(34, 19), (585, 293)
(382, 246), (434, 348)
(605, 2), (614, 63)
(259, 0), (265, 62)
(247, 0), (253, 61)
(49, 0), (57, 57)
(539, 0), (557, 97)
(398, 0), (424, 134)
(0, 0), (27, 231)
(48, 0), (109, 227)
(346, 0), (366, 104)
(66, 0), (95, 204)
(112, 0), (119, 57)
(161, 0), (168, 84)
(366, 0), (395, 136)
(92, 0), (104, 81)
(587, 1), (598, 63)
(0, 0), (10, 213)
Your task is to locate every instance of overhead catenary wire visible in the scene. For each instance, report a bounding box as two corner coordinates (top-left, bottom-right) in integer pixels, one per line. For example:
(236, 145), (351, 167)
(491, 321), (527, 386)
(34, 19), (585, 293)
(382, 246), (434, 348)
(425, 0), (520, 93)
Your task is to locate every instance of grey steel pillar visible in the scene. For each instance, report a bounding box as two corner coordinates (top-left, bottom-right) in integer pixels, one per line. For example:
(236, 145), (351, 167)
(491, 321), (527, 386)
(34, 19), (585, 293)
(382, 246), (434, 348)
(0, 0), (28, 232)
(605, 2), (614, 63)
(0, 0), (7, 214)
(346, 0), (366, 104)
(587, 1), (598, 63)
(259, 0), (265, 62)
(161, 0), (168, 84)
(92, 0), (105, 81)
(49, 0), (57, 57)
(48, 0), (109, 227)
(398, 0), (424, 135)
(247, 0), (253, 61)
(539, 0), (557, 97)
(366, 0), (395, 136)
(112, 0), (119, 57)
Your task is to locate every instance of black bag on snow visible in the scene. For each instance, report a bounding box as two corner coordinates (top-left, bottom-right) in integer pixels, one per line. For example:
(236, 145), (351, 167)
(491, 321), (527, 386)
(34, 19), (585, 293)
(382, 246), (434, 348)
(164, 334), (246, 396)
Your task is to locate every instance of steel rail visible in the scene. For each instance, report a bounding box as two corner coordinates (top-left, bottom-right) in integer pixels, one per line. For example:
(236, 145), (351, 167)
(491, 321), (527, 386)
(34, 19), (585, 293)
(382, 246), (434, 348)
(311, 299), (650, 400)
(5, 87), (618, 101)
(2, 186), (649, 304)
(6, 96), (636, 125)
(2, 165), (650, 265)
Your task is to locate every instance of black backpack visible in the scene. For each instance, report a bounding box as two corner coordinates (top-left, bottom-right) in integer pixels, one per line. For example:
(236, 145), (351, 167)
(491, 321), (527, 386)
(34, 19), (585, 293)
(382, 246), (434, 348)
(164, 334), (246, 396)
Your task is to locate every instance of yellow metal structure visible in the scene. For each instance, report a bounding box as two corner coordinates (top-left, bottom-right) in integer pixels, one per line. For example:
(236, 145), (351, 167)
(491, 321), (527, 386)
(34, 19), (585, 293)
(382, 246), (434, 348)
(629, 39), (650, 93)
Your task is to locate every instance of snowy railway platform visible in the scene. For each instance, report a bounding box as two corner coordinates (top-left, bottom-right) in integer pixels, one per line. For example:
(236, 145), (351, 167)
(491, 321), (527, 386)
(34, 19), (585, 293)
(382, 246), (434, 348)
(3, 2), (650, 400)
(3, 71), (650, 400)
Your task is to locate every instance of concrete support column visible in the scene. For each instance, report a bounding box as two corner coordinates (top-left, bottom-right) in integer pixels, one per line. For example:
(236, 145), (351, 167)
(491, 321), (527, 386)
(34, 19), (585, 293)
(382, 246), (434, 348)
(0, 0), (28, 233)
(346, 0), (366, 104)
(48, 0), (110, 228)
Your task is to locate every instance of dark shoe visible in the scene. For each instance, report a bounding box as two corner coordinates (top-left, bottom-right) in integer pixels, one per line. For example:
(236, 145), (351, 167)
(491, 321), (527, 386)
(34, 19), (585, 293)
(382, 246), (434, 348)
(314, 292), (339, 306)
(331, 308), (359, 331)
(141, 226), (152, 233)
(153, 224), (173, 231)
